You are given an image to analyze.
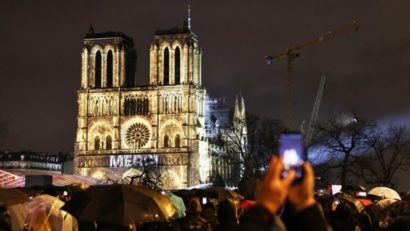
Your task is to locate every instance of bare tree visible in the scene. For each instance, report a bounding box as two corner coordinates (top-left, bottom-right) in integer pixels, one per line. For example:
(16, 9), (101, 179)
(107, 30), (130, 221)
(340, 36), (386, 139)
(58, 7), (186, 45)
(126, 157), (163, 190)
(106, 157), (163, 190)
(218, 116), (248, 184)
(353, 126), (410, 187)
(213, 114), (284, 184)
(314, 110), (373, 186)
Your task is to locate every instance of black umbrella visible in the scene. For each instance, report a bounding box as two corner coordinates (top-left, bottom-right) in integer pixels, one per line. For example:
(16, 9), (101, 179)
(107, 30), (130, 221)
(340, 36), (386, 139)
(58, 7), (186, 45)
(61, 190), (91, 219)
(75, 184), (176, 225)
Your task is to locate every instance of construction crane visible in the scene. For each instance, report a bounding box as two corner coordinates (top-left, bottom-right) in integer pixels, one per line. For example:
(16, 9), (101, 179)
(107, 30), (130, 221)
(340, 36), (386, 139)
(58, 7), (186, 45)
(305, 75), (326, 146)
(265, 21), (360, 131)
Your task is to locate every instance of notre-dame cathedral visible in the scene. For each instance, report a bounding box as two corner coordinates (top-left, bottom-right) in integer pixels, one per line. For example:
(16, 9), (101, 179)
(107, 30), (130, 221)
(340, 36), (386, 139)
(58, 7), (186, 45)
(74, 10), (247, 189)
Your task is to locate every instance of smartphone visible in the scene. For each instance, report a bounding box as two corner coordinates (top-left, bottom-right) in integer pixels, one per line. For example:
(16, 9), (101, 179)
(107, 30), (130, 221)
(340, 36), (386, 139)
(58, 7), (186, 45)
(202, 197), (207, 205)
(278, 133), (305, 183)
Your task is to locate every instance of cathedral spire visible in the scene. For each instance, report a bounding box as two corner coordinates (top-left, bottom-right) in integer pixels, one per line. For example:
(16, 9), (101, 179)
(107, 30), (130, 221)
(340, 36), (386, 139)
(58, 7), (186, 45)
(234, 95), (240, 120)
(187, 4), (192, 30)
(240, 95), (246, 119)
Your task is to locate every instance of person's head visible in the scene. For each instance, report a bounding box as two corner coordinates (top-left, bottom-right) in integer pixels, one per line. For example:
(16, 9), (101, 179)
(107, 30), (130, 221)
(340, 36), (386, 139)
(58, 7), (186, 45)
(217, 199), (238, 225)
(0, 206), (11, 230)
(238, 178), (260, 200)
(186, 198), (202, 215)
(387, 217), (410, 231)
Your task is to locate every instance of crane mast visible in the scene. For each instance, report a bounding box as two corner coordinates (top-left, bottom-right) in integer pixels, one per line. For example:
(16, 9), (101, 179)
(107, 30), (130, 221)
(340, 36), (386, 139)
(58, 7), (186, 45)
(305, 75), (326, 146)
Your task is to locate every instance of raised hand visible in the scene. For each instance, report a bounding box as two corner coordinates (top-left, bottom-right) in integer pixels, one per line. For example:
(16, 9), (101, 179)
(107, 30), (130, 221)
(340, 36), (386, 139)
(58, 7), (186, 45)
(287, 162), (316, 212)
(256, 156), (296, 214)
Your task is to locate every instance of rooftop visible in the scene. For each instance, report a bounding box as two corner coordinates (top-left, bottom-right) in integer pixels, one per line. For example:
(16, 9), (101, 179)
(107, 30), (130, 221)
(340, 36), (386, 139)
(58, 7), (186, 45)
(84, 26), (134, 44)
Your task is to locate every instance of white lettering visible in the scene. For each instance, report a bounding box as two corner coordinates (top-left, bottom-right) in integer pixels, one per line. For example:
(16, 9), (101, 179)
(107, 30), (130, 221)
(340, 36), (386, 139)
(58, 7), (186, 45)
(109, 154), (159, 168)
(110, 155), (124, 168)
(125, 155), (132, 167)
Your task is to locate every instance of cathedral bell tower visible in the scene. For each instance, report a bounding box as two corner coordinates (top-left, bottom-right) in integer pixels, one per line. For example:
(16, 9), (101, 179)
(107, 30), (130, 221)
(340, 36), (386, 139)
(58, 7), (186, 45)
(80, 26), (137, 89)
(149, 6), (202, 87)
(76, 27), (137, 154)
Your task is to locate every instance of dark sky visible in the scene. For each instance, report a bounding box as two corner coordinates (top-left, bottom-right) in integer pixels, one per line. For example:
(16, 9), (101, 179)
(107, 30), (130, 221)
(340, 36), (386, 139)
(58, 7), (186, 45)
(1, 0), (410, 153)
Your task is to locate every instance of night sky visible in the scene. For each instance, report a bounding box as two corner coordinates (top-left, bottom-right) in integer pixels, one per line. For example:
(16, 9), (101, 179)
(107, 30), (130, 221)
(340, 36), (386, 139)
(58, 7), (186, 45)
(1, 0), (410, 153)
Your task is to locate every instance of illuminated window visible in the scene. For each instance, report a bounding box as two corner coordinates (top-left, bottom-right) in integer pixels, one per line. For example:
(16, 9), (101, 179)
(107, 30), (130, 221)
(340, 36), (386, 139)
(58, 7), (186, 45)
(175, 47), (180, 84)
(164, 48), (169, 85)
(175, 134), (180, 148)
(94, 136), (100, 150)
(107, 50), (113, 87)
(106, 136), (112, 150)
(95, 51), (102, 88)
(164, 135), (169, 148)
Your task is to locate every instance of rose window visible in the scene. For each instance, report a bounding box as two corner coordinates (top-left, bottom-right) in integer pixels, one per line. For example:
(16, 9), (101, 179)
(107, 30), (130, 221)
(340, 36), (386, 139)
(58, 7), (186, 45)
(126, 123), (150, 148)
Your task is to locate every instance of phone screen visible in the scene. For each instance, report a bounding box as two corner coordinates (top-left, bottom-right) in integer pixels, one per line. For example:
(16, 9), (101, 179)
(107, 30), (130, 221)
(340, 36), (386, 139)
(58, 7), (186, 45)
(279, 133), (304, 180)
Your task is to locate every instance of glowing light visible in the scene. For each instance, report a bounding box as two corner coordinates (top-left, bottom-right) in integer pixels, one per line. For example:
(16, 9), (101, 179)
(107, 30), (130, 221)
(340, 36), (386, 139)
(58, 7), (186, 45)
(283, 149), (302, 168)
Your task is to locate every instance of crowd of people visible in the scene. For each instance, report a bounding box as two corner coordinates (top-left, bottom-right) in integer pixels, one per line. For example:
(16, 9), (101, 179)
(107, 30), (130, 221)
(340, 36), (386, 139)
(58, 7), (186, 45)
(0, 156), (409, 231)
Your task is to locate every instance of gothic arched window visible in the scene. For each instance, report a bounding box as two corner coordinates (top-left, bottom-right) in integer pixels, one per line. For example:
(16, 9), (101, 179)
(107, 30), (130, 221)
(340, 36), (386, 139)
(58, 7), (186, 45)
(107, 50), (113, 88)
(124, 98), (129, 115)
(164, 135), (169, 148)
(164, 96), (168, 113)
(138, 98), (142, 114)
(174, 95), (178, 113)
(94, 99), (99, 115)
(95, 51), (102, 88)
(108, 98), (113, 115)
(175, 134), (180, 148)
(131, 98), (136, 115)
(163, 48), (169, 85)
(106, 135), (112, 150)
(94, 136), (100, 150)
(144, 98), (148, 114)
(175, 47), (180, 84)
(178, 95), (182, 112)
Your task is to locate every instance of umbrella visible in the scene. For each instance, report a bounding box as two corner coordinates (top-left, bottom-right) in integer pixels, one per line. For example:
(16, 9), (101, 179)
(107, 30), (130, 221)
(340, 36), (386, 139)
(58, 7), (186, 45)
(368, 187), (401, 200)
(79, 184), (176, 225)
(7, 203), (27, 231)
(239, 199), (256, 209)
(337, 193), (365, 213)
(25, 194), (66, 231)
(0, 188), (30, 206)
(204, 187), (244, 201)
(61, 190), (91, 219)
(166, 192), (186, 218)
(376, 198), (397, 209)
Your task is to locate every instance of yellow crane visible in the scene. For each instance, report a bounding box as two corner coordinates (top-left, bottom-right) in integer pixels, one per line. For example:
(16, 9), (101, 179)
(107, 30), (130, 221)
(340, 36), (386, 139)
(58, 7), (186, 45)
(265, 21), (360, 131)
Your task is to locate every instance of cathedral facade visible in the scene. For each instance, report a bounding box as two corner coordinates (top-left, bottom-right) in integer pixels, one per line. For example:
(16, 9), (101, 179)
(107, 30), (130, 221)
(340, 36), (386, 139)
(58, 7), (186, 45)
(74, 18), (211, 188)
(74, 13), (246, 189)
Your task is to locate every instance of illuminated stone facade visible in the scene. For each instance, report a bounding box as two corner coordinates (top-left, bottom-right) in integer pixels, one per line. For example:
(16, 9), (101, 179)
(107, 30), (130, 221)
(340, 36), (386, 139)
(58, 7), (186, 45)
(206, 95), (248, 185)
(74, 23), (208, 189)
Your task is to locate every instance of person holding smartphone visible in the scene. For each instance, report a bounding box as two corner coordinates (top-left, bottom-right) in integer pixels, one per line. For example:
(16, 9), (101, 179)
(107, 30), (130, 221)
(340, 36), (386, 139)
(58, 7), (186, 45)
(238, 155), (331, 231)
